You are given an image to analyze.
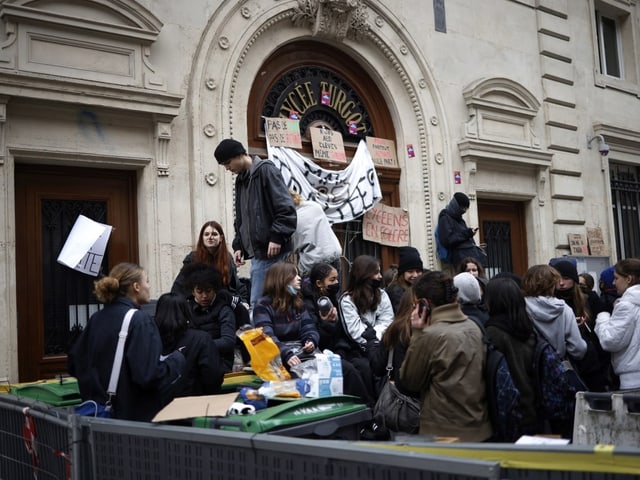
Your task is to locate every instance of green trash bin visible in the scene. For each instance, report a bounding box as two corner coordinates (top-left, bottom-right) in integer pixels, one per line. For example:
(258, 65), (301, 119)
(194, 395), (371, 440)
(10, 379), (82, 407)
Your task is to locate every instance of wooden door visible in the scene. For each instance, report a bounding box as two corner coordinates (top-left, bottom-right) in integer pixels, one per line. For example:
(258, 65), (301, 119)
(477, 200), (528, 277)
(15, 165), (138, 381)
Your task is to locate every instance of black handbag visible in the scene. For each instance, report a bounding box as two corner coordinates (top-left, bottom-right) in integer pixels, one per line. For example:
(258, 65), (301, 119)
(372, 349), (420, 433)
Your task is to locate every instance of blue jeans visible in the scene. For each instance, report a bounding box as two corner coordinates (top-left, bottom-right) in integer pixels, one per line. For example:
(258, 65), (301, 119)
(249, 252), (290, 310)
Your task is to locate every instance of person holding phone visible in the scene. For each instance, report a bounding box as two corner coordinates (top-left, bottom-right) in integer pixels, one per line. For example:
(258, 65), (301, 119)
(400, 271), (492, 442)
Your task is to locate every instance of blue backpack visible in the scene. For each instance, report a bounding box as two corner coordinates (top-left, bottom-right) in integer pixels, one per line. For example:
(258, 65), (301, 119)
(484, 341), (523, 442)
(434, 225), (452, 263)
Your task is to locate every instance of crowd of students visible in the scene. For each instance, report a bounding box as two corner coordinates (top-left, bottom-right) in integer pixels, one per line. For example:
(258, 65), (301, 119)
(67, 139), (640, 441)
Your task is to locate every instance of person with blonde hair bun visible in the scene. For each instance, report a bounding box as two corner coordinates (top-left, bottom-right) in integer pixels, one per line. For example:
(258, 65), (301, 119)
(68, 262), (185, 421)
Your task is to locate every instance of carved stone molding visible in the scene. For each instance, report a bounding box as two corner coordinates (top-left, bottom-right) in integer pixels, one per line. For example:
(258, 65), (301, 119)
(0, 97), (6, 164)
(155, 121), (172, 176)
(292, 0), (369, 41)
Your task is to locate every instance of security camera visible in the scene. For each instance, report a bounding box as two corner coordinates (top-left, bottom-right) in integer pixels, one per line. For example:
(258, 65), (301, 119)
(587, 134), (610, 157)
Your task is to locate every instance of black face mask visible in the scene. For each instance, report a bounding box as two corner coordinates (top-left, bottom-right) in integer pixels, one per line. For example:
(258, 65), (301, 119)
(556, 286), (574, 300)
(326, 283), (340, 297)
(369, 278), (382, 290)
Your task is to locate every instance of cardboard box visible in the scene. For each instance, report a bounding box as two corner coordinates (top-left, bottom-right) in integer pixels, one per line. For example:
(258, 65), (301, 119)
(152, 392), (239, 423)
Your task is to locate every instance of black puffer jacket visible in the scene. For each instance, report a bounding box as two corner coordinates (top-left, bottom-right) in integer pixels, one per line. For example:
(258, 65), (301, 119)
(233, 157), (297, 260)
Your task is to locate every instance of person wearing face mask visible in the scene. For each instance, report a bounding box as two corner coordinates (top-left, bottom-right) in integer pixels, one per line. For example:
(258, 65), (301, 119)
(339, 255), (394, 351)
(551, 259), (613, 392)
(301, 262), (376, 407)
(252, 262), (319, 369)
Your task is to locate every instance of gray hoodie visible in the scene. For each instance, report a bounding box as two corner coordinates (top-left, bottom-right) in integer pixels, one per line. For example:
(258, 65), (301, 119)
(525, 296), (587, 359)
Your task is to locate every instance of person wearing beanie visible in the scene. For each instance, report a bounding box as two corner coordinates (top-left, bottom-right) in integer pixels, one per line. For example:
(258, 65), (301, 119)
(599, 266), (620, 314)
(214, 138), (297, 309)
(385, 246), (425, 312)
(437, 192), (487, 270)
(550, 259), (612, 392)
(453, 272), (488, 328)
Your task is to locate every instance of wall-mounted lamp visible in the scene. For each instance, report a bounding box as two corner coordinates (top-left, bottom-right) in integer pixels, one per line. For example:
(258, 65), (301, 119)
(587, 134), (610, 156)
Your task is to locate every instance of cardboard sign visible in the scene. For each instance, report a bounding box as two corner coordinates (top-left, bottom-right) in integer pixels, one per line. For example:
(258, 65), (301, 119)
(362, 203), (410, 247)
(366, 137), (398, 167)
(152, 392), (240, 423)
(310, 127), (346, 163)
(586, 227), (608, 256)
(568, 233), (588, 256)
(265, 117), (302, 148)
(57, 215), (112, 276)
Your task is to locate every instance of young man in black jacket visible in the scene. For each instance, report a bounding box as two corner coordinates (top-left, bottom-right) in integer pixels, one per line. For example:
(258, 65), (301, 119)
(215, 139), (297, 309)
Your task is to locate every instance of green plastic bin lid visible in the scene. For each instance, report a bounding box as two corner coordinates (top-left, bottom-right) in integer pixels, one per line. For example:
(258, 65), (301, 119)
(195, 395), (367, 433)
(11, 379), (81, 407)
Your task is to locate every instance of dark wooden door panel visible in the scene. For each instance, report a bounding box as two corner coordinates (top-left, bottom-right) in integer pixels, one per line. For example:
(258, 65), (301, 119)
(15, 165), (138, 381)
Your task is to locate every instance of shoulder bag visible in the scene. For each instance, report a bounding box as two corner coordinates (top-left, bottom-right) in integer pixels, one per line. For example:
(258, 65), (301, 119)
(372, 348), (420, 433)
(75, 308), (136, 418)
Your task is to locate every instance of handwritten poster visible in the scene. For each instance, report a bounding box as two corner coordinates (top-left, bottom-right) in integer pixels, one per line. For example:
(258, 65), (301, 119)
(57, 215), (112, 276)
(265, 117), (302, 148)
(362, 203), (409, 247)
(568, 233), (588, 256)
(586, 227), (608, 256)
(366, 137), (398, 167)
(310, 127), (346, 163)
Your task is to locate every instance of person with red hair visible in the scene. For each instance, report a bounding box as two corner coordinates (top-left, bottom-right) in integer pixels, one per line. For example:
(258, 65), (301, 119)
(172, 220), (248, 303)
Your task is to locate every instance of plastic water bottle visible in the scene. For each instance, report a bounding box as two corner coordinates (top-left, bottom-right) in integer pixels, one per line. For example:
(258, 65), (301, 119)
(317, 296), (333, 316)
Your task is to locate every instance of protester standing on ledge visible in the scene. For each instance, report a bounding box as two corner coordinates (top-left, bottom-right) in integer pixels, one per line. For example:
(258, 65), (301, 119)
(214, 139), (297, 309)
(437, 192), (487, 268)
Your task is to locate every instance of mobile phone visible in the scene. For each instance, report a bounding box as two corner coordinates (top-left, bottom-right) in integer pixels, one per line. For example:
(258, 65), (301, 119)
(418, 299), (430, 318)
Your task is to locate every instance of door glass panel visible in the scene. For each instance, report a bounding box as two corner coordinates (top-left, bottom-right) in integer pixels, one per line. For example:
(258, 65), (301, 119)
(482, 220), (512, 277)
(41, 200), (107, 355)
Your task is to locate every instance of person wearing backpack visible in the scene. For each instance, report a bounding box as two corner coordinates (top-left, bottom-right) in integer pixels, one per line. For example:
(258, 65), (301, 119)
(522, 264), (587, 438)
(400, 271), (492, 442)
(595, 258), (640, 391)
(484, 277), (541, 438)
(436, 192), (487, 269)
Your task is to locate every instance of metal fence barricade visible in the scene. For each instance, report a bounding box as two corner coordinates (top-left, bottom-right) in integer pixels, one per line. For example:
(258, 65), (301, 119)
(0, 394), (74, 480)
(78, 417), (501, 480)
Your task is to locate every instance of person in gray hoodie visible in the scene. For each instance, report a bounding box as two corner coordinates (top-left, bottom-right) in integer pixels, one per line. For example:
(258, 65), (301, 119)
(521, 264), (587, 361)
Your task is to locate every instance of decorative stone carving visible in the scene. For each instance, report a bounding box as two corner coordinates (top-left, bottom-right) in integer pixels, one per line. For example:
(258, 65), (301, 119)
(155, 121), (172, 176)
(0, 98), (6, 164)
(292, 0), (369, 41)
(205, 172), (218, 186)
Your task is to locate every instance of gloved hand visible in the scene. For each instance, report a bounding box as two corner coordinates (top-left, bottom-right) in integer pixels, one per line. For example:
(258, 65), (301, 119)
(361, 325), (377, 341)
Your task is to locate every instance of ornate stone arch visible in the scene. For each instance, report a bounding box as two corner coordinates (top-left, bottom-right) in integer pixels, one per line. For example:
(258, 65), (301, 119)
(189, 0), (450, 267)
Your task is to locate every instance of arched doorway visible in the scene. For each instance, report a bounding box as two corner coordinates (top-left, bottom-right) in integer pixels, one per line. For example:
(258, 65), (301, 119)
(247, 41), (401, 271)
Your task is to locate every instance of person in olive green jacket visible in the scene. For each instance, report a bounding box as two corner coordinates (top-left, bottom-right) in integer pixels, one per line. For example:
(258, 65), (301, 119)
(399, 271), (492, 442)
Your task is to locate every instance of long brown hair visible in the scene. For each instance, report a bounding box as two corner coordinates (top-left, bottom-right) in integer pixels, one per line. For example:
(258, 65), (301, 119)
(382, 289), (414, 349)
(262, 262), (304, 314)
(521, 264), (559, 297)
(345, 255), (381, 314)
(193, 220), (231, 286)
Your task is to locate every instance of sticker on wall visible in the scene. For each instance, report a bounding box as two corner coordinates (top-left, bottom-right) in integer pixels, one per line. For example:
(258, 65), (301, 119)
(454, 170), (461, 184)
(321, 90), (331, 105)
(407, 144), (415, 158)
(289, 110), (299, 120)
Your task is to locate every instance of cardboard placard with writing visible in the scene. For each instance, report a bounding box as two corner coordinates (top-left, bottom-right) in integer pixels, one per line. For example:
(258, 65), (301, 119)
(363, 203), (409, 247)
(366, 137), (398, 167)
(586, 227), (608, 256)
(265, 117), (302, 149)
(310, 127), (346, 163)
(57, 215), (112, 276)
(568, 233), (589, 256)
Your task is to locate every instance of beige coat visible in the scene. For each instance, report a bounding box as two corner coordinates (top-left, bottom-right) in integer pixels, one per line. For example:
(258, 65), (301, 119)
(399, 302), (492, 442)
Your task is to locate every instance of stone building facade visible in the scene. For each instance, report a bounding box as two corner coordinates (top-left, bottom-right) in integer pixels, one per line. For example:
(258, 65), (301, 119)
(1, 0), (639, 381)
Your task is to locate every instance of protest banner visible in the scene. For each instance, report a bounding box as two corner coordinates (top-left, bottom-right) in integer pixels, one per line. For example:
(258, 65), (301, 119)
(57, 215), (112, 276)
(264, 117), (302, 148)
(363, 203), (409, 247)
(310, 126), (346, 162)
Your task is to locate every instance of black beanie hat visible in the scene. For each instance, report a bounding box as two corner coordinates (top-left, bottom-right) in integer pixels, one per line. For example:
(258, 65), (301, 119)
(453, 192), (470, 209)
(551, 260), (579, 284)
(398, 246), (423, 274)
(214, 139), (246, 164)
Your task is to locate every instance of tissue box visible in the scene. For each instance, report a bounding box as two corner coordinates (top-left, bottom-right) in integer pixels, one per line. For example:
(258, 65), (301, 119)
(307, 353), (343, 397)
